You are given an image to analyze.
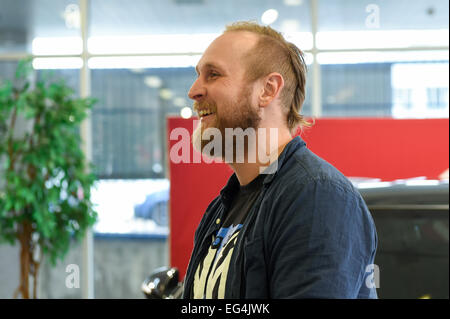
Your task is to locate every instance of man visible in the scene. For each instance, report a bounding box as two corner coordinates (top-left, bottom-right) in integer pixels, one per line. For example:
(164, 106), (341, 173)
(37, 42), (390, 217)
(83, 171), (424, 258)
(183, 21), (378, 299)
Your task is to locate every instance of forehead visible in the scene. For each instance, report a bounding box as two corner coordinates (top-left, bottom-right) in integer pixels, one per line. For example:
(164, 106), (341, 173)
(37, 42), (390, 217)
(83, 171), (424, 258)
(196, 31), (259, 75)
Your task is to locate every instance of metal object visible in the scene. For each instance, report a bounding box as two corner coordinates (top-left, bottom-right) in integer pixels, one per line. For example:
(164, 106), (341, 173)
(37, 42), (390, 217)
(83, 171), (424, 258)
(141, 267), (184, 299)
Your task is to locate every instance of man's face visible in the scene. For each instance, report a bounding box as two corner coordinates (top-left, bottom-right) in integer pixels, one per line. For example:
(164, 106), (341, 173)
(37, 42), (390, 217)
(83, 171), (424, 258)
(189, 31), (261, 157)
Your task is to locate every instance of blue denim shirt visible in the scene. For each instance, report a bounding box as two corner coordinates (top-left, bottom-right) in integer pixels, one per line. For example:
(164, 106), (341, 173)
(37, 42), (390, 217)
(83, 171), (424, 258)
(183, 136), (378, 299)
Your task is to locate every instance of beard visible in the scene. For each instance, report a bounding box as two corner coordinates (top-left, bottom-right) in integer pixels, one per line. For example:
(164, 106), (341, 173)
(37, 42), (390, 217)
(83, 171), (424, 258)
(192, 85), (261, 162)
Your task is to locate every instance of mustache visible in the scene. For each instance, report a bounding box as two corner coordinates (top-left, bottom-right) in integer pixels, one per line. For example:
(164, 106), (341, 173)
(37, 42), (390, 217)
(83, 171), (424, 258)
(193, 101), (217, 113)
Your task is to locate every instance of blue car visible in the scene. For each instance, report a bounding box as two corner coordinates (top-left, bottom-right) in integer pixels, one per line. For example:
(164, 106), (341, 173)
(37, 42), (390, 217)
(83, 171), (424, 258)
(134, 188), (169, 226)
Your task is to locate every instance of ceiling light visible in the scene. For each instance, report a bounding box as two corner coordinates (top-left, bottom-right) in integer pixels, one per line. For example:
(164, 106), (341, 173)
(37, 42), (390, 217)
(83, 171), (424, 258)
(144, 76), (162, 88)
(88, 33), (218, 55)
(88, 55), (201, 69)
(159, 89), (173, 100)
(281, 20), (301, 33)
(283, 0), (303, 6)
(316, 29), (449, 50)
(32, 57), (83, 69)
(261, 9), (279, 25)
(284, 32), (313, 51)
(173, 97), (187, 107)
(317, 51), (449, 64)
(130, 68), (146, 74)
(152, 163), (163, 174)
(180, 107), (192, 119)
(32, 37), (82, 55)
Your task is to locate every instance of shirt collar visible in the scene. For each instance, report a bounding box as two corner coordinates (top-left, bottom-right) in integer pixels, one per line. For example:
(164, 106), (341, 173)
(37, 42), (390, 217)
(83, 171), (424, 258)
(261, 136), (306, 185)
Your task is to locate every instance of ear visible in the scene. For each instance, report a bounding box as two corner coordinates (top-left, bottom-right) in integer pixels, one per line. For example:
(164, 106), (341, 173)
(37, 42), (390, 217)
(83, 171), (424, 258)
(258, 72), (284, 107)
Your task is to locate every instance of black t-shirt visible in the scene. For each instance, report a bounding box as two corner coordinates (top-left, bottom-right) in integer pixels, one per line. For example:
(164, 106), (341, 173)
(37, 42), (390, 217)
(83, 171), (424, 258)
(193, 173), (266, 299)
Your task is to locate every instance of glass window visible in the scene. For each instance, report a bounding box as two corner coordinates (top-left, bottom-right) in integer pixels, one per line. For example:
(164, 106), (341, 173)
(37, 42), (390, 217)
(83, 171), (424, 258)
(0, 61), (18, 82)
(318, 0), (449, 31)
(90, 67), (195, 179)
(36, 68), (80, 96)
(90, 0), (312, 35)
(317, 0), (449, 50)
(319, 52), (449, 118)
(371, 208), (449, 298)
(0, 64), (79, 118)
(89, 0), (313, 53)
(391, 61), (449, 118)
(0, 0), (82, 54)
(427, 87), (449, 109)
(91, 178), (169, 236)
(321, 62), (392, 117)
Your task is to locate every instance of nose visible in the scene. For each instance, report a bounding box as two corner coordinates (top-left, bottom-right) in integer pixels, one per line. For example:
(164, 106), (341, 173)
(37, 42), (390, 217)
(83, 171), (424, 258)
(188, 77), (206, 101)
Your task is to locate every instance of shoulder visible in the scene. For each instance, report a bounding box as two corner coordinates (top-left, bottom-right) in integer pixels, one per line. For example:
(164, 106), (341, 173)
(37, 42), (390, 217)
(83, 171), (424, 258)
(261, 147), (373, 237)
(271, 145), (359, 202)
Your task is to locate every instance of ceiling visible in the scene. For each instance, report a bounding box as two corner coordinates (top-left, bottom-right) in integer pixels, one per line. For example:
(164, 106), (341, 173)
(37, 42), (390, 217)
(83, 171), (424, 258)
(0, 0), (448, 52)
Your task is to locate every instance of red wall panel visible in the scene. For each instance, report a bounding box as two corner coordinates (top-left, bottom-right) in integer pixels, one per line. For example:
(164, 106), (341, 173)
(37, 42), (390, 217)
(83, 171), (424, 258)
(300, 118), (449, 181)
(167, 117), (449, 279)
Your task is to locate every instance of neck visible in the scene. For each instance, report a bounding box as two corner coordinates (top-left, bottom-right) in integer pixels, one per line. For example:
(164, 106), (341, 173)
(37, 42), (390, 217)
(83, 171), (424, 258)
(228, 127), (292, 186)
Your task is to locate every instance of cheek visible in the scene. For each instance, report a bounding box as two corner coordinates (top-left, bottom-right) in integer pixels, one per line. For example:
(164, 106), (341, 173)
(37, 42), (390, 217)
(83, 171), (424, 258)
(214, 85), (253, 124)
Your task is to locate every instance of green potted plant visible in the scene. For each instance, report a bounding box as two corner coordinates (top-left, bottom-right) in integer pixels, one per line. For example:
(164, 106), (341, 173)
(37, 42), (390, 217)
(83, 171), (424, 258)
(0, 58), (98, 298)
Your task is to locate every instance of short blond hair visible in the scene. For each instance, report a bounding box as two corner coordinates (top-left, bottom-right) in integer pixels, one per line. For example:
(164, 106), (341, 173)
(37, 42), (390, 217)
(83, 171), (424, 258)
(225, 21), (310, 133)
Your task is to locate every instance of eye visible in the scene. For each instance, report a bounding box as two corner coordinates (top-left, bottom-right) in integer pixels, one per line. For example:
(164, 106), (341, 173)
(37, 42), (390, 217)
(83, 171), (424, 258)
(208, 71), (220, 79)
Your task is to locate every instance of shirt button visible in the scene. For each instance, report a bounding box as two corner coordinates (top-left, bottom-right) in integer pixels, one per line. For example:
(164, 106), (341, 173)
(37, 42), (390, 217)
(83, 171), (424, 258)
(216, 218), (221, 225)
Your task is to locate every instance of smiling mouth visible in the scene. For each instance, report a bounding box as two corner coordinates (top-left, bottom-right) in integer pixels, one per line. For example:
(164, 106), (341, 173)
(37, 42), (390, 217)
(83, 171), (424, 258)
(198, 109), (215, 118)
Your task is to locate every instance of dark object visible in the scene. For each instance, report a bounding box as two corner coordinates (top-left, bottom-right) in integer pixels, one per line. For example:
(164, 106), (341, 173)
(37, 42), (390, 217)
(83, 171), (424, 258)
(359, 180), (449, 299)
(141, 267), (183, 299)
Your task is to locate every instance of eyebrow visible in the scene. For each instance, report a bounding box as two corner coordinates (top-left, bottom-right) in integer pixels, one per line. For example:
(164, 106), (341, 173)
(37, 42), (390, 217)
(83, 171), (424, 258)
(195, 62), (224, 75)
